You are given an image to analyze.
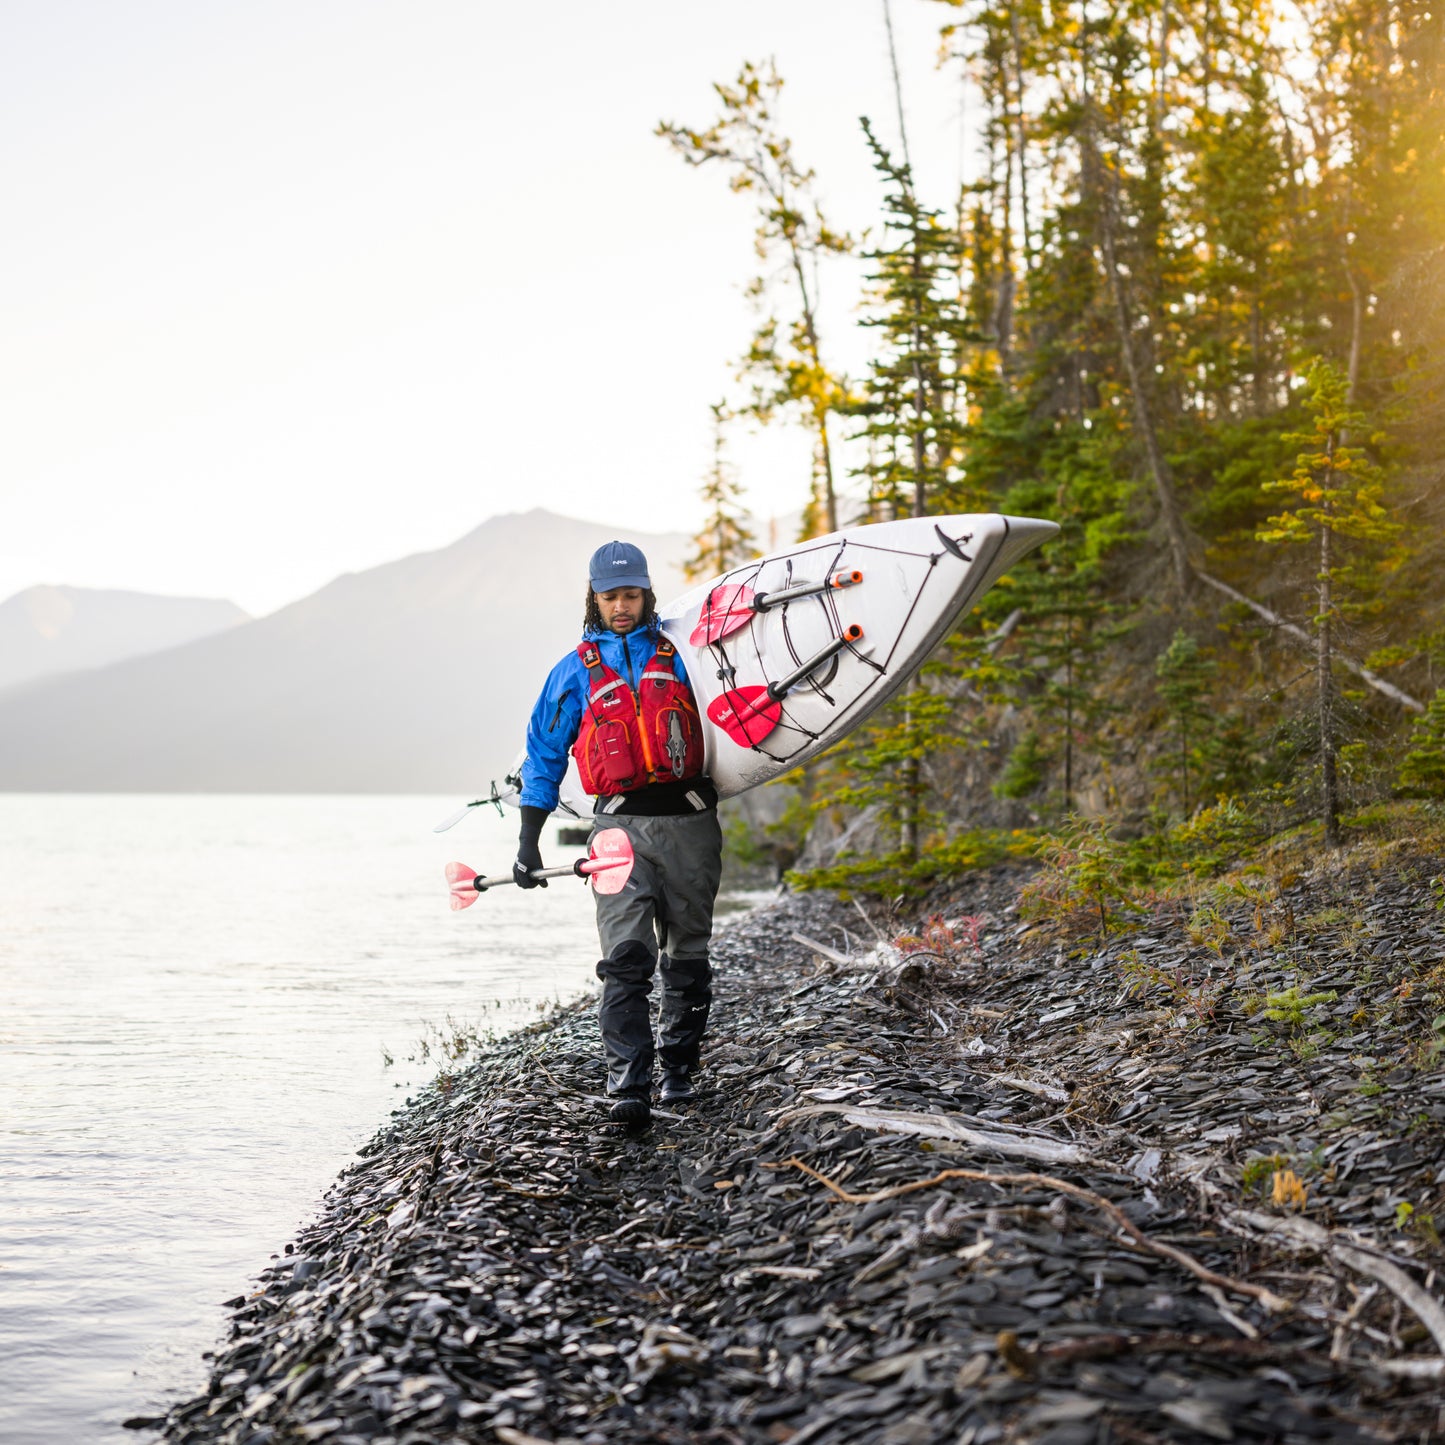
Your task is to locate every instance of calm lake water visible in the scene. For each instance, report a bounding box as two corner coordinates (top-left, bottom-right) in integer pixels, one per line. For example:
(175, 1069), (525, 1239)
(0, 795), (611, 1445)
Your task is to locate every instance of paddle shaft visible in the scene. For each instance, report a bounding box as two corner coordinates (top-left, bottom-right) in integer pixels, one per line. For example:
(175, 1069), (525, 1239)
(753, 569), (862, 613)
(469, 856), (625, 892)
(766, 625), (864, 702)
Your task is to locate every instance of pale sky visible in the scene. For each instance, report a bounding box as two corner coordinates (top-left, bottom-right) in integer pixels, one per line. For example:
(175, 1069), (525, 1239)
(4, 1), (971, 616)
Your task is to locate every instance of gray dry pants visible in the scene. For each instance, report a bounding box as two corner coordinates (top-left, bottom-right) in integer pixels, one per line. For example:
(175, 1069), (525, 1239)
(592, 809), (723, 1094)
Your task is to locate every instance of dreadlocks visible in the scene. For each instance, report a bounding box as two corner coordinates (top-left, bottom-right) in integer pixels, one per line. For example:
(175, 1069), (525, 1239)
(583, 584), (658, 634)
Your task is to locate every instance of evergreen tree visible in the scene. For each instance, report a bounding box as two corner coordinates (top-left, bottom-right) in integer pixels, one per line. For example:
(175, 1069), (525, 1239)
(1257, 358), (1402, 844)
(842, 121), (976, 859)
(849, 118), (975, 519)
(1012, 550), (1116, 815)
(1154, 629), (1218, 816)
(1397, 688), (1445, 799)
(684, 402), (755, 582)
(994, 728), (1046, 801)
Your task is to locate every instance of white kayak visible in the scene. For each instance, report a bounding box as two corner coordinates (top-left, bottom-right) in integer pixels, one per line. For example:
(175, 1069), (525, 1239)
(663, 513), (1058, 798)
(464, 513), (1057, 822)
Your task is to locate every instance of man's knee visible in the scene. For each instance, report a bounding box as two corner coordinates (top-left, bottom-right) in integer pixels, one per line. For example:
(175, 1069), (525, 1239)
(660, 952), (712, 998)
(596, 939), (656, 986)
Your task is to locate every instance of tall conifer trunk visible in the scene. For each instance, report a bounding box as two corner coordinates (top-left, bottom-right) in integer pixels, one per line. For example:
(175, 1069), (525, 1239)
(1094, 171), (1193, 594)
(1078, 14), (1191, 595)
(899, 244), (928, 863)
(1008, 1), (1031, 271)
(1318, 507), (1340, 845)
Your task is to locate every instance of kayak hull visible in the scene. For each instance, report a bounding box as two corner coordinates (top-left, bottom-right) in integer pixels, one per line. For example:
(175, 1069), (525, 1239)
(661, 513), (1058, 798)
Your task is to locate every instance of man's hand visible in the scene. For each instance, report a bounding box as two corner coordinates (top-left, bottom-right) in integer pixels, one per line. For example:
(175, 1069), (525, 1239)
(515, 806), (548, 890)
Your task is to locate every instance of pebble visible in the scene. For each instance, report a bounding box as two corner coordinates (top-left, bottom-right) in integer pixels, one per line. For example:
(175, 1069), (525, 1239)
(149, 855), (1445, 1443)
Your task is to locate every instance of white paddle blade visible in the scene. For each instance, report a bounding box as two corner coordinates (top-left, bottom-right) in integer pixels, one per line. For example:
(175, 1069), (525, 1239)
(434, 806), (474, 833)
(586, 828), (635, 895)
(444, 861), (480, 910)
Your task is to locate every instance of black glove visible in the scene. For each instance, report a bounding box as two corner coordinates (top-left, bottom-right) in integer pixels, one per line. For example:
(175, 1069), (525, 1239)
(514, 805), (548, 889)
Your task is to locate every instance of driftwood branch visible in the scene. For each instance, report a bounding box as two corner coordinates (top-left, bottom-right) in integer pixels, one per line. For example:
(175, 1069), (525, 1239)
(771, 1156), (1291, 1313)
(777, 1103), (1088, 1165)
(1228, 1209), (1445, 1354)
(789, 932), (852, 966)
(1196, 570), (1424, 713)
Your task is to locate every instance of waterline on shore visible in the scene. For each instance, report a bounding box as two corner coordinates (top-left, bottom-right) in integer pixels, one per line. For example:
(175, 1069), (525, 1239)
(0, 794), (601, 1445)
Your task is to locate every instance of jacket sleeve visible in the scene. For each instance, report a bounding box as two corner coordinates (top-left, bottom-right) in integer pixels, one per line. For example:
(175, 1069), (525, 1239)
(518, 654), (584, 811)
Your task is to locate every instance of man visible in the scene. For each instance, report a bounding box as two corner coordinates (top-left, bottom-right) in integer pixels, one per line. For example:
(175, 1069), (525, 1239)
(515, 541), (722, 1126)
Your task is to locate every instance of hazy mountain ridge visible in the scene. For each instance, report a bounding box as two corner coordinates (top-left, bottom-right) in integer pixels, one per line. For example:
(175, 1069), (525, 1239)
(0, 585), (248, 692)
(0, 510), (690, 792)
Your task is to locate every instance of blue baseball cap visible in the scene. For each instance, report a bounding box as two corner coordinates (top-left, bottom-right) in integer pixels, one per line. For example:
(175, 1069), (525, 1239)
(588, 540), (651, 591)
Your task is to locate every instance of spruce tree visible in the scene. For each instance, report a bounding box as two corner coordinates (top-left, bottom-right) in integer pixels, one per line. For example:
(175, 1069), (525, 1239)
(849, 118), (974, 520)
(684, 402), (755, 582)
(1154, 629), (1217, 817)
(1397, 689), (1445, 800)
(846, 120), (975, 860)
(1257, 358), (1402, 844)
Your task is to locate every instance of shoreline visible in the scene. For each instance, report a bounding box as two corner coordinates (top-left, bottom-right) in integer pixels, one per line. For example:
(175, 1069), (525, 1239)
(151, 856), (1445, 1443)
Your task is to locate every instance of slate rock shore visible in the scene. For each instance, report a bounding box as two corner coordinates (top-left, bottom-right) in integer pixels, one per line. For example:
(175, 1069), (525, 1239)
(153, 851), (1445, 1445)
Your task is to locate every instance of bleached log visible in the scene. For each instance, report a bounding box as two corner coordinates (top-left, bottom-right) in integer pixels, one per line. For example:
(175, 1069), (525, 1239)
(778, 1103), (1089, 1165)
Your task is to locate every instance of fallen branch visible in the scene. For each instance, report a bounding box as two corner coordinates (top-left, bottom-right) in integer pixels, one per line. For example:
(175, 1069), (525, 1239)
(790, 932), (852, 966)
(770, 1156), (1291, 1314)
(1195, 570), (1424, 713)
(1229, 1209), (1445, 1355)
(777, 1103), (1088, 1165)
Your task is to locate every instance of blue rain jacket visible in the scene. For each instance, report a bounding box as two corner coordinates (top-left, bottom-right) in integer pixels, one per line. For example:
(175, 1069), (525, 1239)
(519, 624), (698, 811)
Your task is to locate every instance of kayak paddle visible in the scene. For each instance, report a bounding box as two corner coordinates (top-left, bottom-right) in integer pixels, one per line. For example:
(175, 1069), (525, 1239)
(433, 778), (510, 832)
(689, 570), (863, 646)
(445, 828), (634, 909)
(707, 625), (864, 746)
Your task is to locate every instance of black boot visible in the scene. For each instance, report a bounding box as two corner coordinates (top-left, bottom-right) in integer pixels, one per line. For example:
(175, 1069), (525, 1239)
(658, 1067), (697, 1104)
(608, 1086), (651, 1125)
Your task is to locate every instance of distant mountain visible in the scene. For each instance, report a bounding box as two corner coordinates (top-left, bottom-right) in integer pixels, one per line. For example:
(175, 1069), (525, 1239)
(0, 510), (690, 792)
(0, 585), (248, 692)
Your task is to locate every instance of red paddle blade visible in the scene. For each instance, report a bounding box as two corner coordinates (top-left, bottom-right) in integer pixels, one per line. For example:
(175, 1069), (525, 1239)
(583, 828), (635, 895)
(707, 686), (783, 746)
(689, 583), (757, 645)
(445, 861), (479, 911)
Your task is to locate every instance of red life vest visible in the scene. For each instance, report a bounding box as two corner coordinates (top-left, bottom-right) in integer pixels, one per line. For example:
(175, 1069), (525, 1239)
(572, 637), (705, 796)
